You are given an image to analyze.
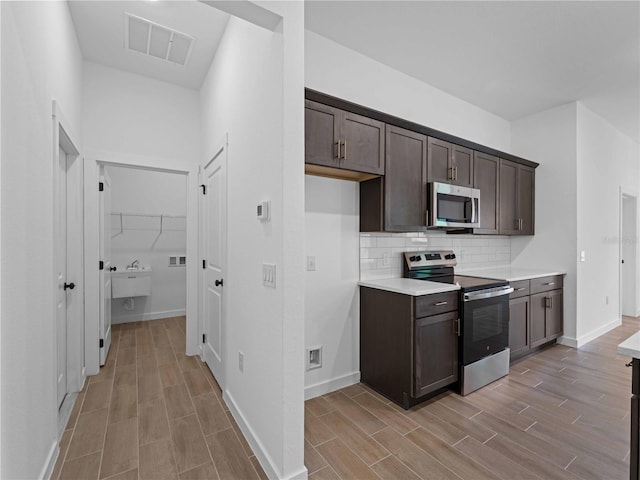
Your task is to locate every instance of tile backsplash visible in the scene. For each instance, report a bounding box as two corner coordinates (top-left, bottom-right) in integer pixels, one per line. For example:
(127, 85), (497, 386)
(360, 231), (511, 280)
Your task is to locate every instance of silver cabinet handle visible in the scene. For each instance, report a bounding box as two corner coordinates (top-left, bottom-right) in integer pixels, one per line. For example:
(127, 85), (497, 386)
(454, 166), (458, 180)
(544, 282), (555, 286)
(434, 301), (448, 306)
(336, 141), (341, 159)
(455, 318), (460, 336)
(515, 287), (525, 292)
(343, 140), (347, 160)
(449, 166), (454, 180)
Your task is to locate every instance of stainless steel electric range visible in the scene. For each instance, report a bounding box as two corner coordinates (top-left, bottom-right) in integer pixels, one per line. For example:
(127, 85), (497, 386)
(403, 250), (513, 395)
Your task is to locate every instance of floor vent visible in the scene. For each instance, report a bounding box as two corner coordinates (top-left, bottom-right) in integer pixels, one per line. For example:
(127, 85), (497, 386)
(125, 13), (194, 66)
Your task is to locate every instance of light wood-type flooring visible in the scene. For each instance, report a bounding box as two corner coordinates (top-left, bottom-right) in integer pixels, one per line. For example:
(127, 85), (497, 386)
(54, 316), (637, 480)
(52, 317), (267, 480)
(305, 316), (638, 480)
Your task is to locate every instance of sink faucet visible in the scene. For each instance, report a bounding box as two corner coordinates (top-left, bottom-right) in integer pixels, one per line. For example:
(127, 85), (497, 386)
(128, 259), (139, 269)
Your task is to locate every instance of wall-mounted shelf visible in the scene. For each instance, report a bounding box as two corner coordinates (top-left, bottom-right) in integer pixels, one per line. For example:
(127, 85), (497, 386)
(111, 212), (186, 235)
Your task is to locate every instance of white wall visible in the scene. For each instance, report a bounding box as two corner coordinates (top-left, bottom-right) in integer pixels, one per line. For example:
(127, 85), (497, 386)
(83, 62), (200, 164)
(575, 103), (639, 341)
(511, 103), (579, 341)
(107, 166), (187, 323)
(200, 2), (305, 478)
(1, 2), (83, 478)
(305, 30), (512, 152)
(304, 176), (360, 398)
(511, 101), (640, 346)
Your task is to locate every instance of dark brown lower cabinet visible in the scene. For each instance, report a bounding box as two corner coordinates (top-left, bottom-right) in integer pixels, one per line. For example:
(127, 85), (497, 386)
(360, 287), (459, 409)
(509, 296), (530, 360)
(530, 289), (563, 348)
(508, 276), (564, 362)
(630, 358), (639, 480)
(415, 311), (458, 397)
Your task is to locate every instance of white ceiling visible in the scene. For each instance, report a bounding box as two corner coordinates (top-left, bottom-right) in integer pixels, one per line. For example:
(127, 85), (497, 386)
(68, 1), (229, 90)
(305, 1), (640, 142)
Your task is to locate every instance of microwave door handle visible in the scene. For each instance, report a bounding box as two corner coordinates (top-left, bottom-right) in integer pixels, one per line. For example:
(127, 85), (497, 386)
(471, 197), (477, 224)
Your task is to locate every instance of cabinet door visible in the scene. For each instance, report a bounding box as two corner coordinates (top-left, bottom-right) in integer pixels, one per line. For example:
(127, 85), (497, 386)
(530, 292), (548, 348)
(340, 111), (385, 175)
(305, 100), (340, 168)
(546, 289), (563, 340)
(451, 145), (474, 187)
(473, 152), (499, 234)
(499, 159), (519, 235)
(414, 311), (459, 397)
(427, 137), (453, 183)
(509, 296), (530, 360)
(384, 125), (428, 231)
(518, 165), (535, 235)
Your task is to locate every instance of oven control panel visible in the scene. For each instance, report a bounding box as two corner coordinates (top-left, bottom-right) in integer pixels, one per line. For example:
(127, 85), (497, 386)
(404, 250), (457, 270)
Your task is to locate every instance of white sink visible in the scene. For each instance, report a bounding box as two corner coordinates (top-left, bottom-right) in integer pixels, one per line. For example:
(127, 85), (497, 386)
(114, 266), (152, 274)
(112, 268), (152, 298)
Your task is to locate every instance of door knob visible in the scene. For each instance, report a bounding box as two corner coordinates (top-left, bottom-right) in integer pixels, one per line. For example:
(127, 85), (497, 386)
(64, 282), (75, 291)
(109, 266), (117, 272)
(215, 279), (224, 287)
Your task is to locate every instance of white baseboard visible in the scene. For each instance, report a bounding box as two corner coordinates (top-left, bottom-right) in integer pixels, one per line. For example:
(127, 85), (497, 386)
(304, 371), (361, 401)
(112, 309), (186, 324)
(40, 440), (58, 480)
(223, 391), (281, 479)
(556, 336), (577, 348)
(559, 317), (622, 349)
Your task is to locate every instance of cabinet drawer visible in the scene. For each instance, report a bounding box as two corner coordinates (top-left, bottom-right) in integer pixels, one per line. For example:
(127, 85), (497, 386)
(510, 280), (530, 299)
(530, 275), (563, 294)
(415, 291), (458, 317)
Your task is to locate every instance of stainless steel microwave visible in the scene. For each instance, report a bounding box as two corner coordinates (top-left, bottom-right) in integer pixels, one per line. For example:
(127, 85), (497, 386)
(428, 182), (480, 228)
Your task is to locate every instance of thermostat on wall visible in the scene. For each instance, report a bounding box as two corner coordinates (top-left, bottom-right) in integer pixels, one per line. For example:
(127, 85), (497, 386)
(257, 201), (270, 222)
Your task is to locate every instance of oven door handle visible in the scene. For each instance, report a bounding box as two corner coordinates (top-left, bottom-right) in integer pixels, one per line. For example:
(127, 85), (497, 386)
(463, 287), (514, 302)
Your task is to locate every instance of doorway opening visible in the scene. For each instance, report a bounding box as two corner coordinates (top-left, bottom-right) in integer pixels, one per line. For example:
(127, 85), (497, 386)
(84, 156), (200, 377)
(53, 102), (83, 432)
(105, 165), (188, 336)
(621, 192), (638, 317)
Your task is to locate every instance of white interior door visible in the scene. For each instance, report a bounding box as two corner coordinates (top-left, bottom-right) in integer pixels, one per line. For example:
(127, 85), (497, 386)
(201, 142), (227, 387)
(56, 147), (69, 408)
(99, 167), (112, 366)
(622, 195), (637, 316)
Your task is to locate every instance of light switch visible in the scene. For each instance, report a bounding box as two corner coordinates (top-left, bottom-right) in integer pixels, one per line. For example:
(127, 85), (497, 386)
(580, 251), (586, 262)
(263, 263), (276, 288)
(307, 256), (316, 271)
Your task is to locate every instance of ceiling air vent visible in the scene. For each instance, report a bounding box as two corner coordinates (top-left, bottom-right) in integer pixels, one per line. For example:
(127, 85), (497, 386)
(125, 13), (194, 66)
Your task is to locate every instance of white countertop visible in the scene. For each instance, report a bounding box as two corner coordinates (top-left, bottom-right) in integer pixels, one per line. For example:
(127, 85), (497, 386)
(618, 331), (640, 358)
(456, 266), (566, 282)
(359, 278), (460, 296)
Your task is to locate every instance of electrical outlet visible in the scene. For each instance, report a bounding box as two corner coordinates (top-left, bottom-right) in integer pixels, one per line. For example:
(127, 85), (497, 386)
(307, 256), (316, 271)
(238, 351), (244, 372)
(307, 346), (322, 370)
(382, 252), (391, 266)
(263, 263), (276, 288)
(580, 251), (586, 262)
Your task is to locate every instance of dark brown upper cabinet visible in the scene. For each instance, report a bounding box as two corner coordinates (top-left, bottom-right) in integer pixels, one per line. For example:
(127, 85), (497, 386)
(473, 152), (499, 234)
(384, 125), (428, 231)
(427, 137), (474, 187)
(499, 159), (535, 235)
(305, 100), (384, 176)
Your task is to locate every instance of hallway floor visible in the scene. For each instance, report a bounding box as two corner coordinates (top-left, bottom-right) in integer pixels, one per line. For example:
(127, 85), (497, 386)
(52, 316), (267, 480)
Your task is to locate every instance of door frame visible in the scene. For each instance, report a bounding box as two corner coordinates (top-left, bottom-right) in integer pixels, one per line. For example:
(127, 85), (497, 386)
(619, 189), (639, 318)
(52, 101), (84, 398)
(83, 150), (199, 375)
(199, 134), (228, 388)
